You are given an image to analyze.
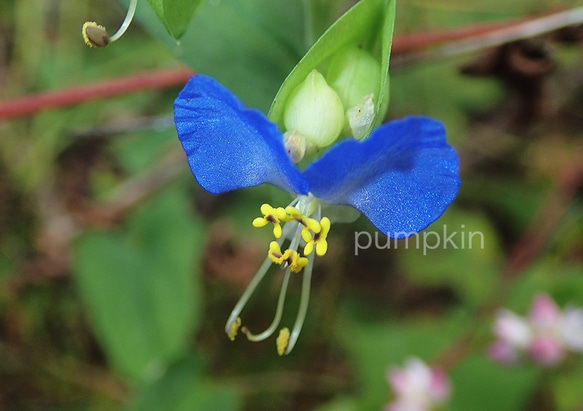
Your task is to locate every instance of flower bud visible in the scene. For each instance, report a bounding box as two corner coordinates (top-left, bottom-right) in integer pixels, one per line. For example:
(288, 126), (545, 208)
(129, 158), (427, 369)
(283, 70), (345, 148)
(326, 47), (381, 110)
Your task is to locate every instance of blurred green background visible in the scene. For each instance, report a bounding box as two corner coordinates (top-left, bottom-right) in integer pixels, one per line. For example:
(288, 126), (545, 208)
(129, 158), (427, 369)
(1, 0), (582, 409)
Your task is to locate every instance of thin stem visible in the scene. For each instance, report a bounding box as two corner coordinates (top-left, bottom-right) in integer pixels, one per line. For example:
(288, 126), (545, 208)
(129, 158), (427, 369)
(284, 204), (320, 355)
(244, 268), (291, 341)
(242, 221), (304, 340)
(224, 255), (273, 335)
(109, 0), (138, 42)
(285, 255), (313, 355)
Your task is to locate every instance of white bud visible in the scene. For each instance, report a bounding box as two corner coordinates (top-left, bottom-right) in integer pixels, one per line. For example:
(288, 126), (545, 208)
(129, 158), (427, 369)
(283, 70), (345, 148)
(326, 47), (381, 110)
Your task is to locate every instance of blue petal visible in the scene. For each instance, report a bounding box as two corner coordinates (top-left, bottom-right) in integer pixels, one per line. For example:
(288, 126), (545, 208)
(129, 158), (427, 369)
(303, 116), (460, 237)
(174, 75), (308, 195)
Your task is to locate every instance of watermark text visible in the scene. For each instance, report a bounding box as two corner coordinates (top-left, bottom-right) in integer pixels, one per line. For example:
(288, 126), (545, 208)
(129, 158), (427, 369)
(354, 225), (484, 256)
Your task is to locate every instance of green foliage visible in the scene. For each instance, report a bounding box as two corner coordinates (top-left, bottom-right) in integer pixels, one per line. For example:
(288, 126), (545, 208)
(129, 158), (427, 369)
(553, 363), (583, 411)
(395, 207), (503, 307)
(135, 0), (306, 111)
(73, 189), (204, 380)
(450, 356), (539, 411)
(128, 354), (240, 411)
(146, 0), (206, 40)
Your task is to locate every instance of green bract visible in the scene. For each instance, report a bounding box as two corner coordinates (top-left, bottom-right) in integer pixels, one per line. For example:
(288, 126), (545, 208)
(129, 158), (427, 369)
(147, 0), (206, 40)
(270, 0), (395, 140)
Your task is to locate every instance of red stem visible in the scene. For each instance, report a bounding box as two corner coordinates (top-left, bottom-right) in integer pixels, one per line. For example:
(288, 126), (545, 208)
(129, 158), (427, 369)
(391, 17), (533, 53)
(0, 67), (194, 120)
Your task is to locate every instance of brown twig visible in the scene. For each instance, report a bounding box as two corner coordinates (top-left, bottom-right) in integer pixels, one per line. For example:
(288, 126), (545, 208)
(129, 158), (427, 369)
(392, 7), (583, 67)
(392, 15), (536, 53)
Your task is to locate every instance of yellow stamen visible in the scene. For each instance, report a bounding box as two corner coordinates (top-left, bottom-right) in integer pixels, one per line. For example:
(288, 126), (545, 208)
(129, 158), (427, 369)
(289, 251), (308, 273)
(254, 204), (287, 238)
(277, 328), (290, 356)
(268, 241), (285, 264)
(228, 317), (242, 341)
(284, 206), (321, 243)
(301, 218), (321, 243)
(267, 242), (308, 273)
(304, 217), (331, 256)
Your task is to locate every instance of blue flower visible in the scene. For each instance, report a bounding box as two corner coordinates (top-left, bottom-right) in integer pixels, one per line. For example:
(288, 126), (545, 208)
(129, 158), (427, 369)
(174, 74), (460, 354)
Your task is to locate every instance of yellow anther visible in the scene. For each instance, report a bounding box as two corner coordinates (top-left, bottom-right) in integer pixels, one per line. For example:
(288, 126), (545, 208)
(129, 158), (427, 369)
(268, 241), (285, 264)
(228, 317), (242, 341)
(316, 217), (331, 256)
(277, 327), (290, 356)
(305, 217), (321, 233)
(252, 217), (269, 228)
(254, 204), (287, 238)
(82, 22), (109, 48)
(267, 242), (308, 273)
(304, 217), (331, 257)
(284, 206), (321, 243)
(301, 217), (321, 243)
(261, 204), (287, 219)
(289, 252), (308, 273)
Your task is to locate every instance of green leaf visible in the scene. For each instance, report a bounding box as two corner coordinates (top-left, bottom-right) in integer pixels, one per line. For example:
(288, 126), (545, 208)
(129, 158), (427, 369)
(553, 361), (583, 411)
(128, 355), (241, 411)
(450, 356), (539, 411)
(73, 188), (205, 380)
(394, 207), (504, 307)
(135, 0), (305, 111)
(269, 0), (395, 139)
(146, 0), (206, 39)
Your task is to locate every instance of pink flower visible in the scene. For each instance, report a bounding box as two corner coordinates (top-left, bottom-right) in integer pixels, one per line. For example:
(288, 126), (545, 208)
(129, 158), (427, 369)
(489, 293), (583, 366)
(386, 357), (451, 411)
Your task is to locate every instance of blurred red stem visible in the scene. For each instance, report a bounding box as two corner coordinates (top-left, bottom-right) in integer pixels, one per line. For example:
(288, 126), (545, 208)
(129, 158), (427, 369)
(0, 66), (194, 120)
(505, 163), (583, 275)
(391, 16), (534, 54)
